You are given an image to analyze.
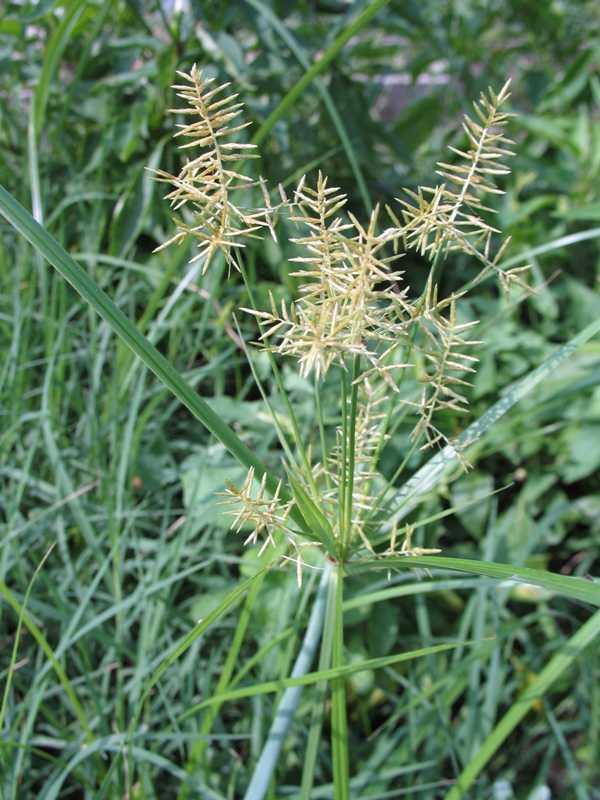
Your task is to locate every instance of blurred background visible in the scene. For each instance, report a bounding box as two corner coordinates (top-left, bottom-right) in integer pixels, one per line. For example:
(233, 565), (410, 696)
(1, 1), (600, 798)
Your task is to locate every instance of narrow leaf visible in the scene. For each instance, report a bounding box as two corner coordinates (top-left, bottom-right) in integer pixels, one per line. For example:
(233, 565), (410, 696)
(131, 568), (267, 732)
(446, 608), (600, 799)
(349, 556), (600, 607)
(385, 316), (600, 526)
(0, 184), (307, 530)
(180, 640), (471, 719)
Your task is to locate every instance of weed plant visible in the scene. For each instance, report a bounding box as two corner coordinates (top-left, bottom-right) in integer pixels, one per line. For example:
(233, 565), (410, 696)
(1, 4), (600, 799)
(130, 66), (597, 799)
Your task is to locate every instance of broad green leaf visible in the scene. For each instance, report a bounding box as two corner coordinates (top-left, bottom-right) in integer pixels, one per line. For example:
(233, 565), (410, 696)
(0, 19), (22, 34)
(16, 0), (61, 21)
(181, 455), (247, 530)
(562, 424), (600, 483)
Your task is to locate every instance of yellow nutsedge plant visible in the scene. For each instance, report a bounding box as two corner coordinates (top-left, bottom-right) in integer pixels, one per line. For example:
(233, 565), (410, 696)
(153, 65), (528, 581)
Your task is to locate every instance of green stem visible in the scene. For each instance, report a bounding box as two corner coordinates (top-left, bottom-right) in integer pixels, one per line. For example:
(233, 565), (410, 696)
(342, 356), (360, 554)
(315, 375), (333, 494)
(330, 563), (350, 799)
(338, 373), (348, 546)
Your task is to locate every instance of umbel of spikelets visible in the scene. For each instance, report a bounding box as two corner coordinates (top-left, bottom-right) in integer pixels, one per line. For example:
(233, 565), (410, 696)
(151, 65), (275, 272)
(243, 173), (411, 383)
(154, 72), (529, 567)
(219, 467), (292, 554)
(390, 79), (529, 293)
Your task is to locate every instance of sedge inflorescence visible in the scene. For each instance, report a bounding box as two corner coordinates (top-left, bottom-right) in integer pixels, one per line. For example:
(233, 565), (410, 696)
(154, 66), (528, 574)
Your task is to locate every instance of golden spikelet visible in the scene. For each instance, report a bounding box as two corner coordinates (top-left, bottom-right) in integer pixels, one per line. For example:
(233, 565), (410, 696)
(219, 467), (291, 554)
(151, 65), (273, 272)
(244, 173), (409, 382)
(394, 79), (529, 292)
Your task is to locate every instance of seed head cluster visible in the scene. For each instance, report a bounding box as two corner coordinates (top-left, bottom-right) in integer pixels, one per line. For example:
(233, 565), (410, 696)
(155, 67), (527, 567)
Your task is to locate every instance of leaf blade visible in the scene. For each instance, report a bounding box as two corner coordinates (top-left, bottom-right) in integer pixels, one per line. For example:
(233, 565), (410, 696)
(349, 556), (600, 607)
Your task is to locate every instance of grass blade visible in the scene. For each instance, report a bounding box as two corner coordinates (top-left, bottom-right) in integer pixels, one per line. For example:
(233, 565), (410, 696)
(0, 545), (55, 733)
(350, 555), (600, 607)
(343, 577), (485, 610)
(130, 568), (268, 733)
(385, 316), (600, 527)
(445, 608), (600, 799)
(0, 577), (92, 739)
(178, 570), (268, 798)
(180, 640), (468, 719)
(0, 184), (307, 528)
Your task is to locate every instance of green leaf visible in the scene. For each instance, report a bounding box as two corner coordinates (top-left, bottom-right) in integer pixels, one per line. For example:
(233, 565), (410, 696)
(0, 578), (92, 739)
(562, 424), (600, 483)
(288, 473), (337, 553)
(349, 556), (600, 607)
(16, 0), (62, 21)
(108, 143), (164, 257)
(180, 453), (247, 530)
(180, 640), (469, 719)
(32, 0), (89, 137)
(450, 472), (495, 537)
(446, 608), (600, 799)
(0, 183), (309, 532)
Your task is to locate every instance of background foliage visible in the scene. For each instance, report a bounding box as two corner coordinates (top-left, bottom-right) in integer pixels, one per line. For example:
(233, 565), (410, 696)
(1, 0), (599, 797)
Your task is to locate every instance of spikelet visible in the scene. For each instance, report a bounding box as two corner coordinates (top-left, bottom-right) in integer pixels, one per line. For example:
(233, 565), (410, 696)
(395, 79), (529, 292)
(409, 290), (481, 449)
(244, 173), (409, 382)
(219, 467), (292, 555)
(152, 65), (273, 272)
(220, 466), (316, 585)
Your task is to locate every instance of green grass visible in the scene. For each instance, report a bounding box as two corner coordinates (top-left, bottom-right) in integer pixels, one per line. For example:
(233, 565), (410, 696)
(1, 2), (600, 799)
